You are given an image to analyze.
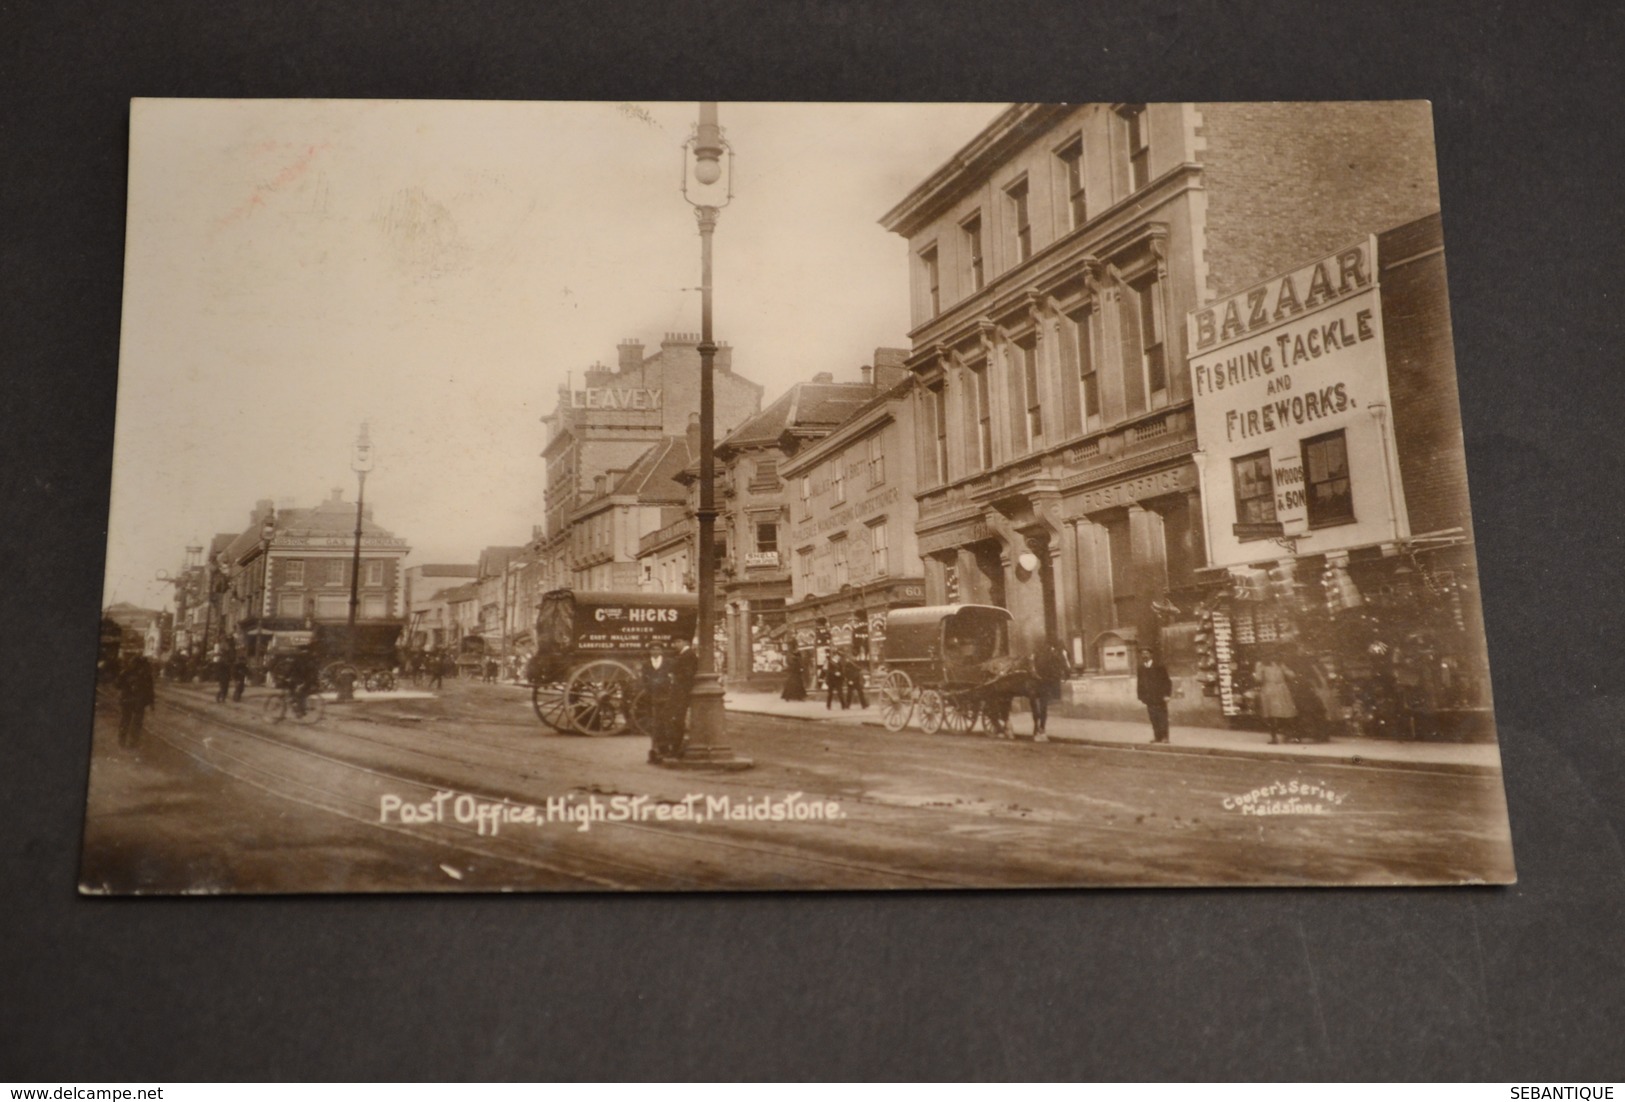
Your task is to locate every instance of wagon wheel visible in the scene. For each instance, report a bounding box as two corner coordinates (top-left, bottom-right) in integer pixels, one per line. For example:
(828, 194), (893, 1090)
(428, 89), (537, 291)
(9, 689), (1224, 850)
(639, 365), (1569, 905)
(944, 692), (978, 735)
(879, 669), (914, 732)
(562, 659), (639, 736)
(625, 687), (656, 738)
(320, 661), (359, 693)
(917, 688), (946, 734)
(531, 680), (572, 732)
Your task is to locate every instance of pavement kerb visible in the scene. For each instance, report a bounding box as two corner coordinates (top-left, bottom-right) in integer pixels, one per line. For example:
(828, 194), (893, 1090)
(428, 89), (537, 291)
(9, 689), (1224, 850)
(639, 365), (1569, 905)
(723, 697), (1504, 777)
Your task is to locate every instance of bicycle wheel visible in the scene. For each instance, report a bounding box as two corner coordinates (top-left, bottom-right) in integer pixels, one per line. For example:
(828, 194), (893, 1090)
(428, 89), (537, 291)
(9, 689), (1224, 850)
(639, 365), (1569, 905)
(261, 695), (288, 724)
(294, 695), (326, 725)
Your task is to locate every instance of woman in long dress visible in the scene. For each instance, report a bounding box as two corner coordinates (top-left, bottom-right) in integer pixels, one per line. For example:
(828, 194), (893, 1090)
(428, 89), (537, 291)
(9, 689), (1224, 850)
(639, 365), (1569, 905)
(1255, 652), (1298, 744)
(780, 646), (807, 701)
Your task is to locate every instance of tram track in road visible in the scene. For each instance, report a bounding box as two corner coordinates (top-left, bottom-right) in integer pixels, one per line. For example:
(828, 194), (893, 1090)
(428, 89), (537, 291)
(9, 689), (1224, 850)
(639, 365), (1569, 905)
(154, 693), (976, 890)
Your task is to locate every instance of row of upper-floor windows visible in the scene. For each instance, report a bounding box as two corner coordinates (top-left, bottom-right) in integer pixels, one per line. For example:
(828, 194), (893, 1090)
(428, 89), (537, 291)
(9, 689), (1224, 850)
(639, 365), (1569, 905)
(796, 517), (892, 592)
(920, 268), (1167, 485)
(278, 559), (389, 587)
(795, 433), (888, 519)
(919, 105), (1151, 320)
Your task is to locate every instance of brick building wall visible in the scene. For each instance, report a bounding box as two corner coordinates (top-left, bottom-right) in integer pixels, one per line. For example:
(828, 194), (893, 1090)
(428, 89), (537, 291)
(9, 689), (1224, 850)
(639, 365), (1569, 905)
(1198, 101), (1441, 304)
(1378, 213), (1474, 538)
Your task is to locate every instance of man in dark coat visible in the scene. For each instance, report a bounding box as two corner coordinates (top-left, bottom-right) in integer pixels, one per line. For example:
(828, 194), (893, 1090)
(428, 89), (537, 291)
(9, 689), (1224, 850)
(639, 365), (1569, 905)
(116, 655), (156, 748)
(1028, 636), (1072, 741)
(643, 641), (698, 763)
(214, 647), (234, 703)
(285, 645), (320, 718)
(823, 650), (845, 710)
(840, 649), (868, 710)
(1137, 648), (1173, 744)
(231, 653), (249, 702)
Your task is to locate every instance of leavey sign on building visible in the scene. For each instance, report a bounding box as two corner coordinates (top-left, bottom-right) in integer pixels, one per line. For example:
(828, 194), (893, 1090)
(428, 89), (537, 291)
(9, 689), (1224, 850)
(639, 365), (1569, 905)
(1187, 236), (1409, 567)
(571, 387), (663, 410)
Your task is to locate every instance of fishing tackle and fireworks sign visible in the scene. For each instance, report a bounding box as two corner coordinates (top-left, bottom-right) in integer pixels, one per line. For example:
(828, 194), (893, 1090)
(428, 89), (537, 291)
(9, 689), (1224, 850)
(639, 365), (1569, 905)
(1188, 236), (1410, 569)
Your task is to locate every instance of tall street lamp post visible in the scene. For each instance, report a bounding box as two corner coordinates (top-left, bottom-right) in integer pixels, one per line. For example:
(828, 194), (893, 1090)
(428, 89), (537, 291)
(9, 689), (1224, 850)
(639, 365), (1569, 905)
(673, 102), (751, 771)
(343, 423), (375, 701)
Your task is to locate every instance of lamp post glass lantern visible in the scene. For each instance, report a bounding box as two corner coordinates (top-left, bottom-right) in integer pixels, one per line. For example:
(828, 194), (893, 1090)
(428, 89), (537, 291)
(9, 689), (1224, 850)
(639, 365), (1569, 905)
(673, 103), (750, 771)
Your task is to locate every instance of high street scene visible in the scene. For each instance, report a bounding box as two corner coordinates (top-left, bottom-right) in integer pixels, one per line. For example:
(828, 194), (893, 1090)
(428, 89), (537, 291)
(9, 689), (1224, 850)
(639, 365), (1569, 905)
(87, 100), (1515, 893)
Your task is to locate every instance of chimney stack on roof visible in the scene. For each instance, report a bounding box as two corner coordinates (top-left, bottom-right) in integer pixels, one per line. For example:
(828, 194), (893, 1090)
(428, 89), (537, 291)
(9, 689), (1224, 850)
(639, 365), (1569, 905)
(812, 371), (834, 384)
(686, 411), (702, 460)
(617, 339), (644, 373)
(872, 346), (911, 389)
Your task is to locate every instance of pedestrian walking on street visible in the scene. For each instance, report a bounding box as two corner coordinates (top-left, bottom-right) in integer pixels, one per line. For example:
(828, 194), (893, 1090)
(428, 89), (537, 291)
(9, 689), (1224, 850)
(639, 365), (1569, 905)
(1256, 651), (1298, 744)
(840, 649), (867, 709)
(1137, 648), (1173, 744)
(823, 650), (846, 710)
(1028, 636), (1072, 741)
(231, 653), (248, 702)
(214, 649), (233, 703)
(780, 647), (806, 701)
(430, 651), (446, 690)
(116, 655), (156, 748)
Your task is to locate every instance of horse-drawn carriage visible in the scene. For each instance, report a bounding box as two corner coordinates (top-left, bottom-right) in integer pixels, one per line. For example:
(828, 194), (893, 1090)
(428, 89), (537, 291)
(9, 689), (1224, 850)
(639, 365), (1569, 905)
(875, 604), (1029, 737)
(528, 588), (698, 736)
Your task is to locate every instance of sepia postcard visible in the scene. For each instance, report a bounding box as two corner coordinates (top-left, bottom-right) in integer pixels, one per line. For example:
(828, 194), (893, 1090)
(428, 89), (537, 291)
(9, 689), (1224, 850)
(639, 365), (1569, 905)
(84, 99), (1515, 893)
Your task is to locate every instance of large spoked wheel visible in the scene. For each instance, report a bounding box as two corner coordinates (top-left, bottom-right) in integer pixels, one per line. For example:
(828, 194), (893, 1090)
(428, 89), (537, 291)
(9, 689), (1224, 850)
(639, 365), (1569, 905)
(944, 693), (978, 735)
(917, 688), (946, 734)
(293, 695), (326, 725)
(626, 688), (656, 738)
(563, 659), (639, 736)
(261, 694), (288, 724)
(320, 661), (359, 693)
(879, 669), (914, 732)
(531, 680), (572, 732)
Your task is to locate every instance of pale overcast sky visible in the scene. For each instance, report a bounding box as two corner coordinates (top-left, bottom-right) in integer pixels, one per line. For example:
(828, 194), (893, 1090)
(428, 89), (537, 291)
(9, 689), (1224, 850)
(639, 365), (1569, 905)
(104, 99), (1003, 610)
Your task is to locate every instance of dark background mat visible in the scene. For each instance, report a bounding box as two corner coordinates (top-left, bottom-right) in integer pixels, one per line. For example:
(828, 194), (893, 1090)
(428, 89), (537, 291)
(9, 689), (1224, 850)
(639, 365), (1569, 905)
(4, 0), (1622, 1081)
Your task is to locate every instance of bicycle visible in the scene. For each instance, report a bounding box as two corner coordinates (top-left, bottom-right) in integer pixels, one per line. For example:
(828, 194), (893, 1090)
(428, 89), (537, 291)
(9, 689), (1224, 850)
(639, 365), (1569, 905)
(261, 689), (326, 725)
(363, 668), (396, 692)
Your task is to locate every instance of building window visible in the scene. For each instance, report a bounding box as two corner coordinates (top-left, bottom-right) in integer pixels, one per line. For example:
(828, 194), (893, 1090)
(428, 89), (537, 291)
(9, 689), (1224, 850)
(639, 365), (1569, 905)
(1233, 451), (1278, 530)
(800, 475), (811, 518)
(1020, 337), (1042, 446)
(1128, 273), (1168, 410)
(362, 594), (387, 618)
(927, 382), (948, 486)
(364, 560), (384, 586)
(755, 522), (778, 554)
(326, 559), (347, 586)
(284, 560), (304, 586)
(277, 594), (303, 617)
(1059, 305), (1100, 436)
(315, 594), (348, 618)
(830, 534), (849, 588)
(1303, 430), (1355, 527)
(867, 432), (885, 487)
(868, 519), (889, 577)
(921, 245), (940, 316)
(971, 360), (993, 470)
(798, 547), (815, 592)
(1006, 177), (1032, 263)
(962, 213), (984, 292)
(1121, 104), (1150, 192)
(832, 458), (845, 504)
(1057, 137), (1086, 229)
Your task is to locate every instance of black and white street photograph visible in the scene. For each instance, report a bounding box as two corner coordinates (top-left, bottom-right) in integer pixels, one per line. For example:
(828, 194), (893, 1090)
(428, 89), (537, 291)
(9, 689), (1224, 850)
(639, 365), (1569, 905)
(80, 99), (1515, 893)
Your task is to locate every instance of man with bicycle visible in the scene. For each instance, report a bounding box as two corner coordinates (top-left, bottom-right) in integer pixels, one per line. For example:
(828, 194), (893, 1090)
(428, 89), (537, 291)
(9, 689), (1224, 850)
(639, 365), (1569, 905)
(285, 644), (320, 719)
